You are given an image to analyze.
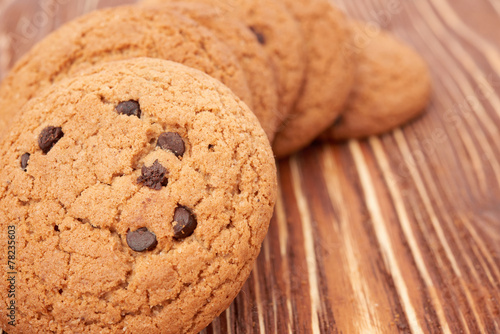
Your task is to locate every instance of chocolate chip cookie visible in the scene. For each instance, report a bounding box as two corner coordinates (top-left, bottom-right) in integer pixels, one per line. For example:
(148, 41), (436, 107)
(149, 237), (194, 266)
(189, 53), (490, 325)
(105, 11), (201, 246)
(0, 6), (253, 138)
(272, 0), (355, 157)
(0, 58), (277, 334)
(144, 1), (280, 140)
(321, 21), (432, 140)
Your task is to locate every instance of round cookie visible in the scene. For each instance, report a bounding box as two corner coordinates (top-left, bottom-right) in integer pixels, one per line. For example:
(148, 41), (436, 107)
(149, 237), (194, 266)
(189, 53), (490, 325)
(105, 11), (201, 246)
(321, 21), (432, 141)
(0, 58), (277, 334)
(0, 6), (253, 139)
(145, 1), (280, 140)
(272, 0), (355, 158)
(141, 0), (306, 125)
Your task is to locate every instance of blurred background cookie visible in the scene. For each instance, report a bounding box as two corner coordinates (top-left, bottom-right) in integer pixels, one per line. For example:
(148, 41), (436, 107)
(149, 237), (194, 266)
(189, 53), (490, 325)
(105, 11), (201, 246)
(272, 0), (355, 158)
(321, 21), (432, 141)
(142, 1), (280, 140)
(0, 6), (253, 139)
(142, 0), (307, 129)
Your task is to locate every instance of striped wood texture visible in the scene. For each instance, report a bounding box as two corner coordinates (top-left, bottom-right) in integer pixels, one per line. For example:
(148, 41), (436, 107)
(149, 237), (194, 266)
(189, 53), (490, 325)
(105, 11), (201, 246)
(0, 0), (499, 333)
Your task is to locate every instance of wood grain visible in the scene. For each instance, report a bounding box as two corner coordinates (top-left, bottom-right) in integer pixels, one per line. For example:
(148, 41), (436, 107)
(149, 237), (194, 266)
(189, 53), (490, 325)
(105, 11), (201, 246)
(0, 0), (499, 333)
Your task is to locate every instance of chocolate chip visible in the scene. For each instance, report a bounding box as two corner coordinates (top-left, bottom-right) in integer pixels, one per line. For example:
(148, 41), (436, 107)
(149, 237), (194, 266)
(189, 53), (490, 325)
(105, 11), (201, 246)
(137, 160), (168, 190)
(38, 126), (64, 154)
(126, 227), (158, 252)
(157, 132), (185, 157)
(20, 153), (30, 171)
(116, 100), (141, 118)
(249, 26), (266, 45)
(333, 115), (344, 127)
(173, 206), (197, 239)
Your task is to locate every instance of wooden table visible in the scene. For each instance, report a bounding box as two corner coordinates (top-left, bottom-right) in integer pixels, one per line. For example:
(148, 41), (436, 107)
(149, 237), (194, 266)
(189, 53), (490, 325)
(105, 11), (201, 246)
(1, 0), (499, 333)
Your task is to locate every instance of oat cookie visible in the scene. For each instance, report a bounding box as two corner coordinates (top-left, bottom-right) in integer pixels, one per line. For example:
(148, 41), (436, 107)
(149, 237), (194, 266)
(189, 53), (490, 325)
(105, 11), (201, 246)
(272, 0), (355, 157)
(0, 6), (253, 138)
(321, 21), (432, 140)
(142, 0), (306, 125)
(145, 1), (280, 140)
(0, 58), (277, 334)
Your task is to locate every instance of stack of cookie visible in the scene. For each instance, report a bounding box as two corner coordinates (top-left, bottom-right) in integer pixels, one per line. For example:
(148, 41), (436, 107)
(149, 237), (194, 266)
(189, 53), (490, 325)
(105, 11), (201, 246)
(0, 0), (431, 333)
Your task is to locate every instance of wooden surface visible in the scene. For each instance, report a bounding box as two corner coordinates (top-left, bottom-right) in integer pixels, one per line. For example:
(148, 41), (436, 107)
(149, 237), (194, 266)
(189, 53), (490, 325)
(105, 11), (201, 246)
(1, 0), (500, 333)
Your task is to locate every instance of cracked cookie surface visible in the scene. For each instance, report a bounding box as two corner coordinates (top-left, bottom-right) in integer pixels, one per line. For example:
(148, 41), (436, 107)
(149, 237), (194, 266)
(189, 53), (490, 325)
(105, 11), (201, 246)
(0, 58), (277, 334)
(0, 5), (252, 140)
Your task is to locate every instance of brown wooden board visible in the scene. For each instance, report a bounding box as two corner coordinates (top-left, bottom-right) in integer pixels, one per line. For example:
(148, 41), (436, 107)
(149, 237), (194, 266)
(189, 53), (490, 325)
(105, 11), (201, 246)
(0, 0), (499, 332)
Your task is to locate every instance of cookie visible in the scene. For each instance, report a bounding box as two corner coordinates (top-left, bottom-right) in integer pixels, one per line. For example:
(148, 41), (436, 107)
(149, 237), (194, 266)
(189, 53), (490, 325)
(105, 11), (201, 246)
(0, 58), (277, 334)
(272, 0), (355, 157)
(0, 6), (253, 138)
(321, 21), (432, 140)
(141, 0), (306, 125)
(144, 1), (280, 140)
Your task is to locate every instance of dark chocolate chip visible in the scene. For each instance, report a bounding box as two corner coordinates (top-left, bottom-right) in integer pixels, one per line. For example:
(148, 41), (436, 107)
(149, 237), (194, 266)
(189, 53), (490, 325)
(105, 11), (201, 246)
(157, 132), (185, 157)
(126, 227), (158, 252)
(116, 100), (141, 118)
(137, 160), (168, 190)
(249, 26), (266, 45)
(333, 115), (344, 127)
(20, 153), (30, 171)
(173, 206), (197, 239)
(38, 126), (64, 154)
